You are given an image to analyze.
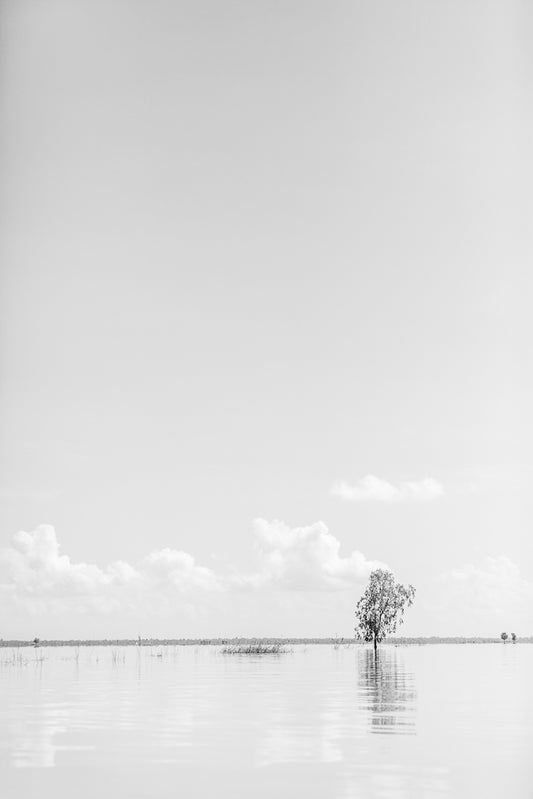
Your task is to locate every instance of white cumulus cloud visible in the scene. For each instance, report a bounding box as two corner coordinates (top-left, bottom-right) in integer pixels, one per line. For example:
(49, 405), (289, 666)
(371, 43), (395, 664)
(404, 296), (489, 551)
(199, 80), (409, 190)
(247, 518), (386, 591)
(331, 474), (444, 503)
(0, 521), (384, 616)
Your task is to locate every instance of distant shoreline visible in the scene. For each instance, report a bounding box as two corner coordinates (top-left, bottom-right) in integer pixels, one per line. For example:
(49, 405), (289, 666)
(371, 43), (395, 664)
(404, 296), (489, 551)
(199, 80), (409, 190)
(1, 636), (532, 647)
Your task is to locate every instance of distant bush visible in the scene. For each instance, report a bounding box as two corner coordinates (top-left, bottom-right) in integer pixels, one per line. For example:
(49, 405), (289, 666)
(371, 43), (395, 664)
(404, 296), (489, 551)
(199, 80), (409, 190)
(221, 643), (287, 655)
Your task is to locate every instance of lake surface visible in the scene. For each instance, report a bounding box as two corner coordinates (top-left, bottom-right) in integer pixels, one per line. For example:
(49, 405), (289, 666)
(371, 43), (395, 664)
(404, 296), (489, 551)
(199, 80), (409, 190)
(0, 644), (531, 798)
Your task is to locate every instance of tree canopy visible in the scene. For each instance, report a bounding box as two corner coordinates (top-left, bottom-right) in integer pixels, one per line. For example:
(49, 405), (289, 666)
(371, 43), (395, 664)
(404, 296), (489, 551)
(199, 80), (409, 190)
(355, 569), (416, 651)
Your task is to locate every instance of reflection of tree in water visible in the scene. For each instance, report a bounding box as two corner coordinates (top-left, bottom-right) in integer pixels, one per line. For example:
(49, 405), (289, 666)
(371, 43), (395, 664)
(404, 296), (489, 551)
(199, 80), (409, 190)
(357, 648), (416, 735)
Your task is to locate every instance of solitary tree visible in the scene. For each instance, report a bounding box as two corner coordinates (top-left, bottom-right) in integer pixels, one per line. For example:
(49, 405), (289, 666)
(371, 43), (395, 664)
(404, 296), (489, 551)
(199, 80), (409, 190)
(355, 569), (416, 653)
(511, 632), (517, 643)
(500, 632), (508, 644)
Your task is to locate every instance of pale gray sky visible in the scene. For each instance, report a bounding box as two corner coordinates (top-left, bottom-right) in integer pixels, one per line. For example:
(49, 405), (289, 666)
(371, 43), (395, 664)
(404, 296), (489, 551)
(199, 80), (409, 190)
(1, 0), (532, 638)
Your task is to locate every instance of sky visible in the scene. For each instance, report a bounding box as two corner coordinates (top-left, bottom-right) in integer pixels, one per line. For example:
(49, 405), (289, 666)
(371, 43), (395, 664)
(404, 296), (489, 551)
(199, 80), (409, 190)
(1, 0), (532, 640)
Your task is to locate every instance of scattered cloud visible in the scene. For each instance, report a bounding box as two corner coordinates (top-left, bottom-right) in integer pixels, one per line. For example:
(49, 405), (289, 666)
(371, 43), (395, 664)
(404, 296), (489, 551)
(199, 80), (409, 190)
(441, 556), (533, 617)
(422, 555), (533, 636)
(0, 525), (220, 615)
(331, 474), (444, 503)
(141, 548), (220, 593)
(0, 521), (383, 615)
(246, 518), (386, 591)
(3, 526), (531, 637)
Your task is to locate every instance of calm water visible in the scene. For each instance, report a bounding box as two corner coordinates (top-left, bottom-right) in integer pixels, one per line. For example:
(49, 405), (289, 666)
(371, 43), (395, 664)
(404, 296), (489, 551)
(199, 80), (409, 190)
(0, 644), (531, 798)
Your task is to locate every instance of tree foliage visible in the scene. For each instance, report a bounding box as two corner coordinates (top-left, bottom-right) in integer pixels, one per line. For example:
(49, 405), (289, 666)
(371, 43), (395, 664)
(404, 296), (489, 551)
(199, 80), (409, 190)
(355, 569), (416, 651)
(511, 632), (517, 643)
(501, 632), (508, 643)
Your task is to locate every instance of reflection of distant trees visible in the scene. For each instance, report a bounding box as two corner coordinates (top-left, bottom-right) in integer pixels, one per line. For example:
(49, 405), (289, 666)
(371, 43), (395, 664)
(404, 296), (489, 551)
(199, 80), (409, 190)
(357, 648), (416, 735)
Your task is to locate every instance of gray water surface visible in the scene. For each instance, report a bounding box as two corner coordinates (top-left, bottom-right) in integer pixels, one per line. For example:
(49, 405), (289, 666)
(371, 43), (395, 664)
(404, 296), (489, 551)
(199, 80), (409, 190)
(1, 644), (531, 798)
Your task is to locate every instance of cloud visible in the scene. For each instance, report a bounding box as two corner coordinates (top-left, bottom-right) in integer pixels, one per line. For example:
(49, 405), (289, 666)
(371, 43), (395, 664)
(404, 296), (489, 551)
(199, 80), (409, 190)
(331, 474), (444, 503)
(0, 525), (220, 615)
(141, 549), (220, 592)
(247, 518), (386, 591)
(441, 556), (533, 618)
(0, 521), (383, 615)
(419, 555), (533, 636)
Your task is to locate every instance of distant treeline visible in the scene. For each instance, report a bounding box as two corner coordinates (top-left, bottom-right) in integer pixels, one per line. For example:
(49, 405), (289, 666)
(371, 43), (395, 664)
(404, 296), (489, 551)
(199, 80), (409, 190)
(1, 636), (531, 647)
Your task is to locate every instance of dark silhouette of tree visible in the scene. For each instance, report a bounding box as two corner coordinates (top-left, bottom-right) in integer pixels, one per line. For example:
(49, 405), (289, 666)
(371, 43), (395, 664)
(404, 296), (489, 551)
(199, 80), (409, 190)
(511, 632), (517, 643)
(500, 632), (508, 644)
(32, 637), (40, 647)
(355, 569), (416, 653)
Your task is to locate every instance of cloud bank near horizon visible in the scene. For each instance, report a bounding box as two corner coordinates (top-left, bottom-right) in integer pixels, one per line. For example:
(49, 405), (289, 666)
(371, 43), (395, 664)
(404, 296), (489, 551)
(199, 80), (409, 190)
(331, 474), (444, 502)
(440, 555), (533, 620)
(2, 525), (531, 637)
(0, 521), (384, 615)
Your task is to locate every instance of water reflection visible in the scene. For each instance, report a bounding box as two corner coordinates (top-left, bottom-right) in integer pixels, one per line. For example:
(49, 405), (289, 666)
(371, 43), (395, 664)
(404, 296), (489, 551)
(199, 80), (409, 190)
(357, 648), (416, 735)
(12, 710), (67, 768)
(1, 644), (531, 799)
(256, 694), (345, 767)
(2, 646), (417, 771)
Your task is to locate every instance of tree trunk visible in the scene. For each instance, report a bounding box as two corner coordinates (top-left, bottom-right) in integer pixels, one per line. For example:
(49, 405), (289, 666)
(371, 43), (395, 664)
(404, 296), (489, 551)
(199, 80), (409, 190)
(373, 634), (377, 654)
